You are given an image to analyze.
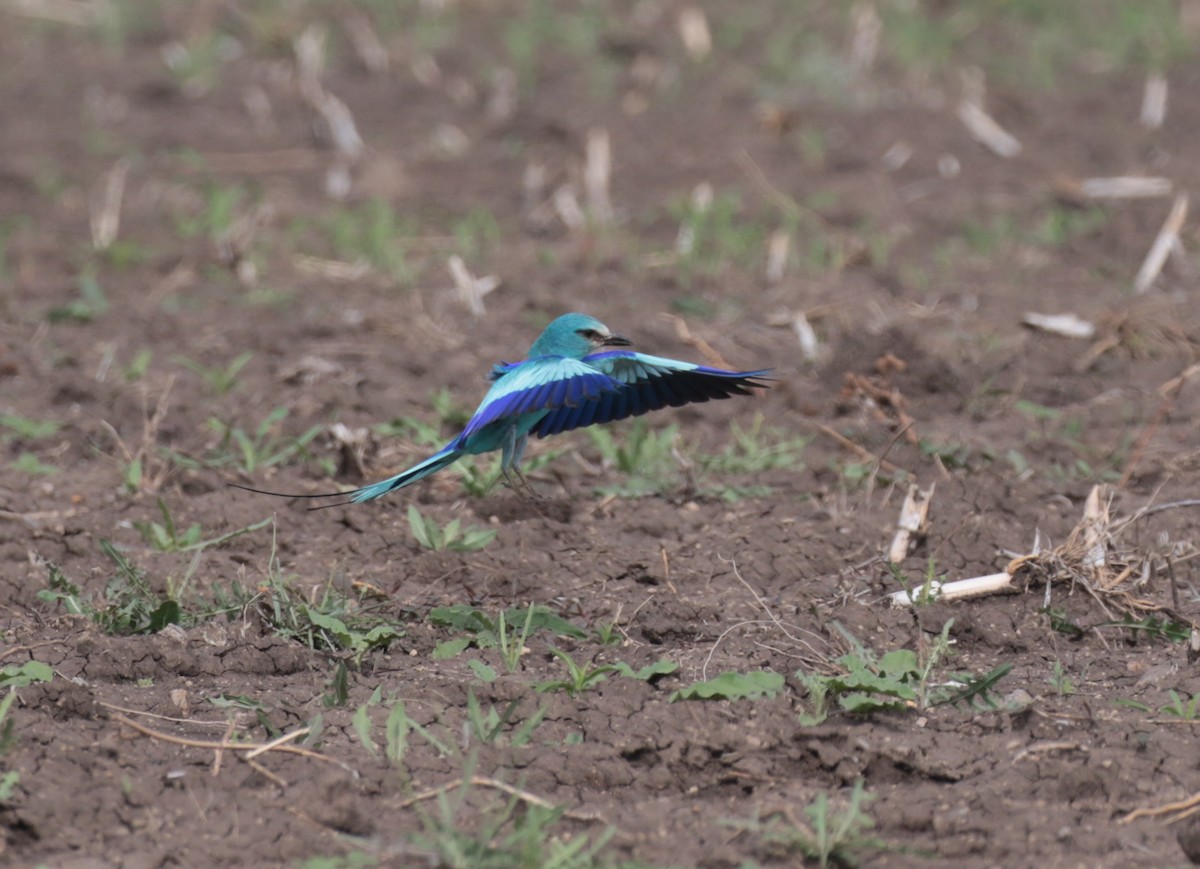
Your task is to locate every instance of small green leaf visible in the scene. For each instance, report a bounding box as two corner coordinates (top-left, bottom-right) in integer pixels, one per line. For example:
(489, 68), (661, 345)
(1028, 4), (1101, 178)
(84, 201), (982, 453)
(0, 661), (54, 688)
(12, 453), (59, 475)
(147, 600), (182, 632)
(324, 661), (349, 707)
(433, 637), (472, 659)
(352, 703), (377, 758)
(0, 414), (60, 440)
(670, 670), (784, 702)
(407, 505), (435, 549)
(468, 660), (498, 682)
(384, 701), (409, 763)
(0, 770), (19, 801)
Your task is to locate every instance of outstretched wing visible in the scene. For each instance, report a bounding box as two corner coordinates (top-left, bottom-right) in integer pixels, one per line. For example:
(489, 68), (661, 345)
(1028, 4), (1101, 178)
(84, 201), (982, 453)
(533, 351), (771, 438)
(458, 356), (622, 440)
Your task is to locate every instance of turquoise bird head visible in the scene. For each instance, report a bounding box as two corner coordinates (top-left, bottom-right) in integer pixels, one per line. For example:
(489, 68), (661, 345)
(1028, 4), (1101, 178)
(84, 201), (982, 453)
(527, 313), (631, 359)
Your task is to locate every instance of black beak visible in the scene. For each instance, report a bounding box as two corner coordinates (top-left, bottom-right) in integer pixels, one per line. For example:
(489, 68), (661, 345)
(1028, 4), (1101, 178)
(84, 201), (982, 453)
(603, 333), (632, 347)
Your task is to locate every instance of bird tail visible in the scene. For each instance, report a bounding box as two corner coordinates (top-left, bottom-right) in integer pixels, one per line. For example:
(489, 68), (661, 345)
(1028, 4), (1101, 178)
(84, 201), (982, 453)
(229, 443), (463, 509)
(347, 446), (462, 504)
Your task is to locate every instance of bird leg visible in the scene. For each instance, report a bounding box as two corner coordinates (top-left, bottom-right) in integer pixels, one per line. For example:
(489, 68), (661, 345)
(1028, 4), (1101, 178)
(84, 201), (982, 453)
(509, 434), (545, 499)
(511, 465), (540, 499)
(498, 427), (534, 500)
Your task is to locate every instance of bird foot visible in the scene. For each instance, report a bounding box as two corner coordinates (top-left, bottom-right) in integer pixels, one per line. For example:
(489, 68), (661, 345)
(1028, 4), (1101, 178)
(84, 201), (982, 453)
(501, 468), (544, 501)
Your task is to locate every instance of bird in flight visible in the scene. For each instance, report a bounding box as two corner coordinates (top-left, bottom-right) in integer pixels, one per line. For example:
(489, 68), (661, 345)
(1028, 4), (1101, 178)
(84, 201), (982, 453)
(232, 313), (770, 507)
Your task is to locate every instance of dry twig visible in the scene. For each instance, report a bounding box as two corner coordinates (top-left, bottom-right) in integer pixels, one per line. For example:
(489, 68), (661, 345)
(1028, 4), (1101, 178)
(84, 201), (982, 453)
(1134, 193), (1189, 293)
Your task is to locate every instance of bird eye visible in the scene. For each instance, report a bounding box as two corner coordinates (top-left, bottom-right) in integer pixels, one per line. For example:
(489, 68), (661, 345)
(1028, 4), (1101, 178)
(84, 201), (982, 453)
(577, 328), (599, 340)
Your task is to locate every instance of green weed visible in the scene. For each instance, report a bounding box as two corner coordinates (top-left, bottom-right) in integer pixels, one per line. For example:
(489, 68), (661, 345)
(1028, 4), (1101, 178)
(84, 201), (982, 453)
(407, 505), (497, 553)
(671, 670), (785, 702)
(670, 189), (769, 276)
(430, 604), (586, 672)
(252, 554), (404, 665)
(887, 558), (944, 607)
(162, 32), (239, 97)
(1049, 661), (1076, 696)
(123, 348), (153, 382)
(11, 453), (59, 476)
(534, 648), (618, 696)
(306, 199), (417, 284)
(133, 498), (272, 553)
(465, 690), (548, 748)
(37, 541), (181, 635)
(728, 779), (884, 869)
(696, 415), (807, 475)
(795, 621), (1011, 724)
(0, 414), (60, 441)
(174, 351), (253, 395)
(173, 181), (248, 240)
(207, 408), (323, 474)
(588, 419), (682, 497)
(47, 272), (109, 323)
(0, 661), (54, 690)
(409, 759), (618, 869)
(451, 207), (502, 262)
(1, 685), (23, 790)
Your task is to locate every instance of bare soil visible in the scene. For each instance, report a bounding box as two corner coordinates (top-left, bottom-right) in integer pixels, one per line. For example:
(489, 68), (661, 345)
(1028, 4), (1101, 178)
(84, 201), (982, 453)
(3, 5), (1200, 868)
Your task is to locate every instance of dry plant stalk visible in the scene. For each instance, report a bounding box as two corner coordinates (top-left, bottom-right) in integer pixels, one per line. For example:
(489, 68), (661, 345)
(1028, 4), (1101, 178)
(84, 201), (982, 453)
(956, 99), (1021, 158)
(1141, 73), (1168, 128)
(677, 6), (712, 60)
(1134, 193), (1189, 293)
(791, 311), (819, 362)
(294, 24), (364, 199)
(888, 483), (934, 564)
(585, 128), (613, 224)
(665, 313), (731, 370)
(1078, 176), (1172, 200)
(447, 254), (501, 317)
(91, 158), (130, 251)
(114, 715), (349, 771)
(676, 182), (713, 255)
(849, 1), (881, 72)
(840, 368), (919, 446)
(4, 0), (95, 26)
(1021, 312), (1096, 339)
(343, 11), (388, 74)
(553, 185), (586, 230)
(765, 230), (789, 283)
(889, 485), (1184, 619)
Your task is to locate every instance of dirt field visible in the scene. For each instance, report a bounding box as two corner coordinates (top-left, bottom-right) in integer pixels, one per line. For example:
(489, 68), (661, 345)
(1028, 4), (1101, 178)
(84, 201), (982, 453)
(4, 3), (1200, 867)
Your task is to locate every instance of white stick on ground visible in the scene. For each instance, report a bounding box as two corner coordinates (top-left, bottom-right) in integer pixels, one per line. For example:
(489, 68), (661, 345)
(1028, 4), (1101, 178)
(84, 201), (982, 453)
(1079, 177), (1172, 199)
(888, 483), (934, 564)
(792, 311), (819, 362)
(1021, 312), (1096, 339)
(554, 185), (586, 231)
(766, 231), (789, 283)
(585, 128), (613, 224)
(1141, 73), (1167, 129)
(91, 157), (130, 251)
(1134, 193), (1189, 293)
(887, 572), (1013, 607)
(447, 255), (500, 317)
(344, 11), (389, 74)
(956, 100), (1021, 158)
(677, 6), (712, 60)
(676, 182), (712, 255)
(849, 1), (881, 73)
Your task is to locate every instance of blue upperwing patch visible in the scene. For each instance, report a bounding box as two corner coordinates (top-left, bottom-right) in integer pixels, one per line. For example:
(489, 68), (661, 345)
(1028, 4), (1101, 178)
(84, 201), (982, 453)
(463, 357), (621, 438)
(533, 351), (772, 437)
